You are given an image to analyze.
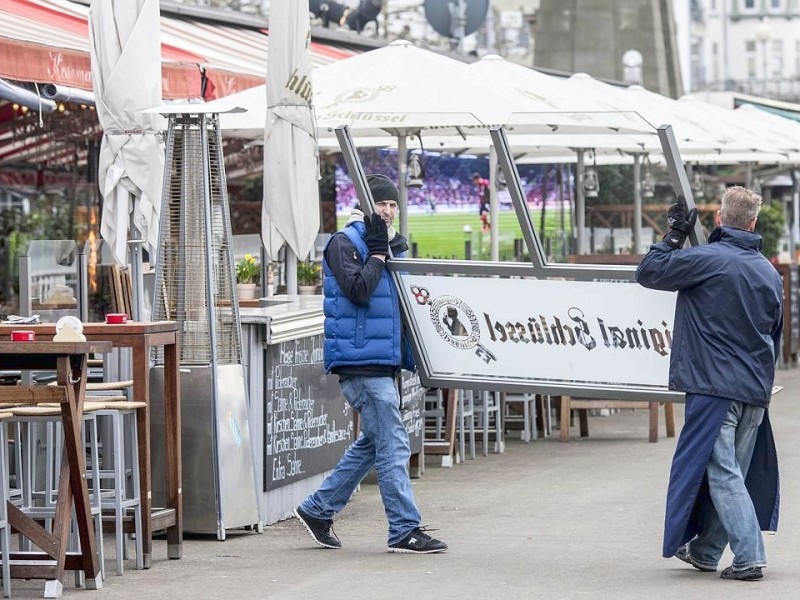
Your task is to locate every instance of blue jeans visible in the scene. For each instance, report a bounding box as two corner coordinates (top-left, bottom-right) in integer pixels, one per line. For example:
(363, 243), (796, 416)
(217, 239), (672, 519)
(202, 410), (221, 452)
(689, 400), (766, 570)
(299, 376), (421, 544)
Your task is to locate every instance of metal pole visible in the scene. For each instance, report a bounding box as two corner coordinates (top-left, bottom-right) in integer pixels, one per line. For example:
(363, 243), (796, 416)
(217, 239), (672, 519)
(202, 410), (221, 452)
(77, 242), (89, 322)
(199, 114), (225, 539)
(398, 133), (408, 240)
(745, 162), (754, 189)
(792, 169), (800, 256)
(576, 149), (586, 255)
(489, 146), (499, 261)
(19, 253), (31, 318)
(657, 125), (705, 246)
(127, 223), (145, 321)
(286, 248), (298, 298)
(633, 153), (642, 255)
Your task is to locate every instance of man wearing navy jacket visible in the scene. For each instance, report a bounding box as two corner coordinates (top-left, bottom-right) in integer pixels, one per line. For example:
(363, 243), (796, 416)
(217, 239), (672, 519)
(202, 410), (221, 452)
(295, 174), (447, 555)
(636, 186), (783, 581)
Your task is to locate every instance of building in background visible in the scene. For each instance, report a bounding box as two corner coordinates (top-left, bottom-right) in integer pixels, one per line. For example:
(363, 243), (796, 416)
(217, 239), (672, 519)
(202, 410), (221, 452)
(690, 0), (800, 102)
(533, 0), (684, 97)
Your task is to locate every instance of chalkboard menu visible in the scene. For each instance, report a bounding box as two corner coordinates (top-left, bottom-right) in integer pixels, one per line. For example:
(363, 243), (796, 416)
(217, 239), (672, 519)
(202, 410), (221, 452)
(399, 370), (424, 456)
(263, 334), (354, 491)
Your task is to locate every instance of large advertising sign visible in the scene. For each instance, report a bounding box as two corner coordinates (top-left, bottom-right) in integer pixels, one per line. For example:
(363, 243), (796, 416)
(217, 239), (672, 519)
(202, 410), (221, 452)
(334, 123), (697, 402)
(398, 275), (681, 400)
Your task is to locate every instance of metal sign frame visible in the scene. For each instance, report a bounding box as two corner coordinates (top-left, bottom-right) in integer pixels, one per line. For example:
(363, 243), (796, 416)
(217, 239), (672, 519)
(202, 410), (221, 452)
(334, 124), (702, 401)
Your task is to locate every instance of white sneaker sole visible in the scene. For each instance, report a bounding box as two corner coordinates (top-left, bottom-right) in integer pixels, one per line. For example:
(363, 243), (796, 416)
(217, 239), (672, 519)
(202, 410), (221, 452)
(387, 546), (448, 554)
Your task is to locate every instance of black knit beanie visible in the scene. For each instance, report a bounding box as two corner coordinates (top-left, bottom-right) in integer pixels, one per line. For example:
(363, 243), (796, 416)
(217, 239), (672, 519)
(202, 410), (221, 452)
(367, 174), (399, 203)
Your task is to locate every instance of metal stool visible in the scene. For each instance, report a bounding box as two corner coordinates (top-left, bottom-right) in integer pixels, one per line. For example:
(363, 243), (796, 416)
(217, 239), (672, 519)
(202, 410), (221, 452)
(456, 389), (476, 461)
(472, 390), (504, 455)
(88, 399), (144, 575)
(0, 411), (13, 598)
(501, 393), (539, 442)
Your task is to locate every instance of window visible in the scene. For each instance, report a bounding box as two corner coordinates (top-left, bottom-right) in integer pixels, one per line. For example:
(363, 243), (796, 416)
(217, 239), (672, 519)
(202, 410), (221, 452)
(712, 42), (720, 82)
(746, 40), (757, 78)
(768, 0), (783, 11)
(796, 40), (800, 77)
(742, 0), (756, 10)
(771, 39), (784, 77)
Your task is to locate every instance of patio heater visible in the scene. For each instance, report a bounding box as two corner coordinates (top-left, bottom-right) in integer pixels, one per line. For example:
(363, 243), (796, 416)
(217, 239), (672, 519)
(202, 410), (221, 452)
(149, 110), (260, 538)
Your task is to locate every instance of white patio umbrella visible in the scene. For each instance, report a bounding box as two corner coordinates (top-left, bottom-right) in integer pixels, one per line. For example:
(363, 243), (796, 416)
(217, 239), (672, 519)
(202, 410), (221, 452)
(211, 42), (655, 245)
(262, 0), (319, 272)
(89, 0), (164, 292)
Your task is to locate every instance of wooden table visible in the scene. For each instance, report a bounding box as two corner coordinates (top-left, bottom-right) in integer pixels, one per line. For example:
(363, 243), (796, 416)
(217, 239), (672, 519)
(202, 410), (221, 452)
(0, 322), (183, 568)
(0, 340), (112, 597)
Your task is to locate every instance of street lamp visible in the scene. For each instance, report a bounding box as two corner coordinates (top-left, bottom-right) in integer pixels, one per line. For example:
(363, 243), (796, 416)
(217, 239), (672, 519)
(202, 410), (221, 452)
(755, 17), (772, 96)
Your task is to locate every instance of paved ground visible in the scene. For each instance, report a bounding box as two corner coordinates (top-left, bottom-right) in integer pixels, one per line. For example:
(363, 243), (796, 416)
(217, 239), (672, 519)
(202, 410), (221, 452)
(14, 368), (800, 599)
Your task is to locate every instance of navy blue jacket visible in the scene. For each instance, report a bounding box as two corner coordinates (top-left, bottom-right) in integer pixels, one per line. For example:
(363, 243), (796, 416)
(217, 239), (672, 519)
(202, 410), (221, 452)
(636, 227), (783, 406)
(662, 394), (779, 557)
(322, 220), (413, 374)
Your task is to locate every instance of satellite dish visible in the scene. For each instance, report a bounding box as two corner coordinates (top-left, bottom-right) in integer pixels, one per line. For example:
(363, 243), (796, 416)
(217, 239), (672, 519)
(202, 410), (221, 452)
(424, 0), (489, 40)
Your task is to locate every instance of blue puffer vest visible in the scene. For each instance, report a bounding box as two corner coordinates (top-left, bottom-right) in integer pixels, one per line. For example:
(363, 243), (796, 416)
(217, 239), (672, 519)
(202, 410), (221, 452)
(323, 221), (411, 373)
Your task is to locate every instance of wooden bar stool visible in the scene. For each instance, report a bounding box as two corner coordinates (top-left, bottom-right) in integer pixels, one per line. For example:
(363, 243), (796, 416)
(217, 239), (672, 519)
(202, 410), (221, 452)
(8, 403), (106, 581)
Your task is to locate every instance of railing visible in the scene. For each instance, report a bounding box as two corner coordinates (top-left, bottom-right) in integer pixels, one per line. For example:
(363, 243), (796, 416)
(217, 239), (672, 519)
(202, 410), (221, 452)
(696, 78), (800, 104)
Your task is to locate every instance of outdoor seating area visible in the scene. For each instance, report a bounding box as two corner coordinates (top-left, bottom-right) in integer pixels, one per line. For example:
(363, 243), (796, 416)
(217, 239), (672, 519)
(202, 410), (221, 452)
(423, 389), (676, 466)
(0, 321), (182, 597)
(3, 1), (800, 597)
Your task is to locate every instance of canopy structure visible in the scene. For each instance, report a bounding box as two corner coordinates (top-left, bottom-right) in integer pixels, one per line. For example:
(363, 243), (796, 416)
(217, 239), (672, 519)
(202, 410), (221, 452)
(210, 40), (657, 241)
(0, 0), (359, 100)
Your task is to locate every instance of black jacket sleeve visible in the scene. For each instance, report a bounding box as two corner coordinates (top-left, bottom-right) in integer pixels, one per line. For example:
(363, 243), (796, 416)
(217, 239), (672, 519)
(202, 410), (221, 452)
(324, 232), (385, 306)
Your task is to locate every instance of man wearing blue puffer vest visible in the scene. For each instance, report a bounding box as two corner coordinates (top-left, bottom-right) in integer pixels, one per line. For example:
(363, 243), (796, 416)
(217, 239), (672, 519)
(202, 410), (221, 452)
(295, 174), (447, 554)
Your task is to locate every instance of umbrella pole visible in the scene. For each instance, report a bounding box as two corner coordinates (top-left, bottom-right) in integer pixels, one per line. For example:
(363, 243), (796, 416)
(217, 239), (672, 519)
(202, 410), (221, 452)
(128, 209), (145, 321)
(576, 149), (586, 255)
(286, 247), (298, 297)
(633, 152), (642, 255)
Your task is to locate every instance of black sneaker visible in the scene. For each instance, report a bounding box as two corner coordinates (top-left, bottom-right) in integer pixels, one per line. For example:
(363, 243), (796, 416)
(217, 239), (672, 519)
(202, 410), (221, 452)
(674, 543), (716, 572)
(720, 566), (763, 581)
(294, 506), (341, 549)
(388, 527), (447, 554)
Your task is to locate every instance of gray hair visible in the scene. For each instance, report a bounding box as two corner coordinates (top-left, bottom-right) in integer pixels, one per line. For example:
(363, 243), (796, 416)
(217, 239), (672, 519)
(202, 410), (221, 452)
(719, 186), (762, 230)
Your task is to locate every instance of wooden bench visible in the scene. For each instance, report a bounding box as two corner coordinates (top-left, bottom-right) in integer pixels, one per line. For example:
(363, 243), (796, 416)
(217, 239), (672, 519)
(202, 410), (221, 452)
(555, 396), (675, 443)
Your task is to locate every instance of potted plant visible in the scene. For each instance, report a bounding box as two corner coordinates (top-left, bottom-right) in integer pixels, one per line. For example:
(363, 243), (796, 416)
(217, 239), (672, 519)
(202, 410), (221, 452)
(235, 254), (260, 300)
(297, 260), (320, 295)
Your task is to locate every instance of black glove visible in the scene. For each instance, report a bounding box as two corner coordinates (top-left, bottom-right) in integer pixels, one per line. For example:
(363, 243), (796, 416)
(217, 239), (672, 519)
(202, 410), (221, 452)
(662, 196), (697, 249)
(364, 213), (389, 256)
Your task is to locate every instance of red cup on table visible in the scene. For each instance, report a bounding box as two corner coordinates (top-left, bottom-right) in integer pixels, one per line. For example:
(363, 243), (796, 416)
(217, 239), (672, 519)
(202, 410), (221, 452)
(11, 330), (35, 342)
(105, 313), (128, 325)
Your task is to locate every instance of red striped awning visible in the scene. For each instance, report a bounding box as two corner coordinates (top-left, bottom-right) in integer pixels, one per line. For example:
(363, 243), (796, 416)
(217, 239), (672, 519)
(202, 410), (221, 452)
(0, 0), (361, 100)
